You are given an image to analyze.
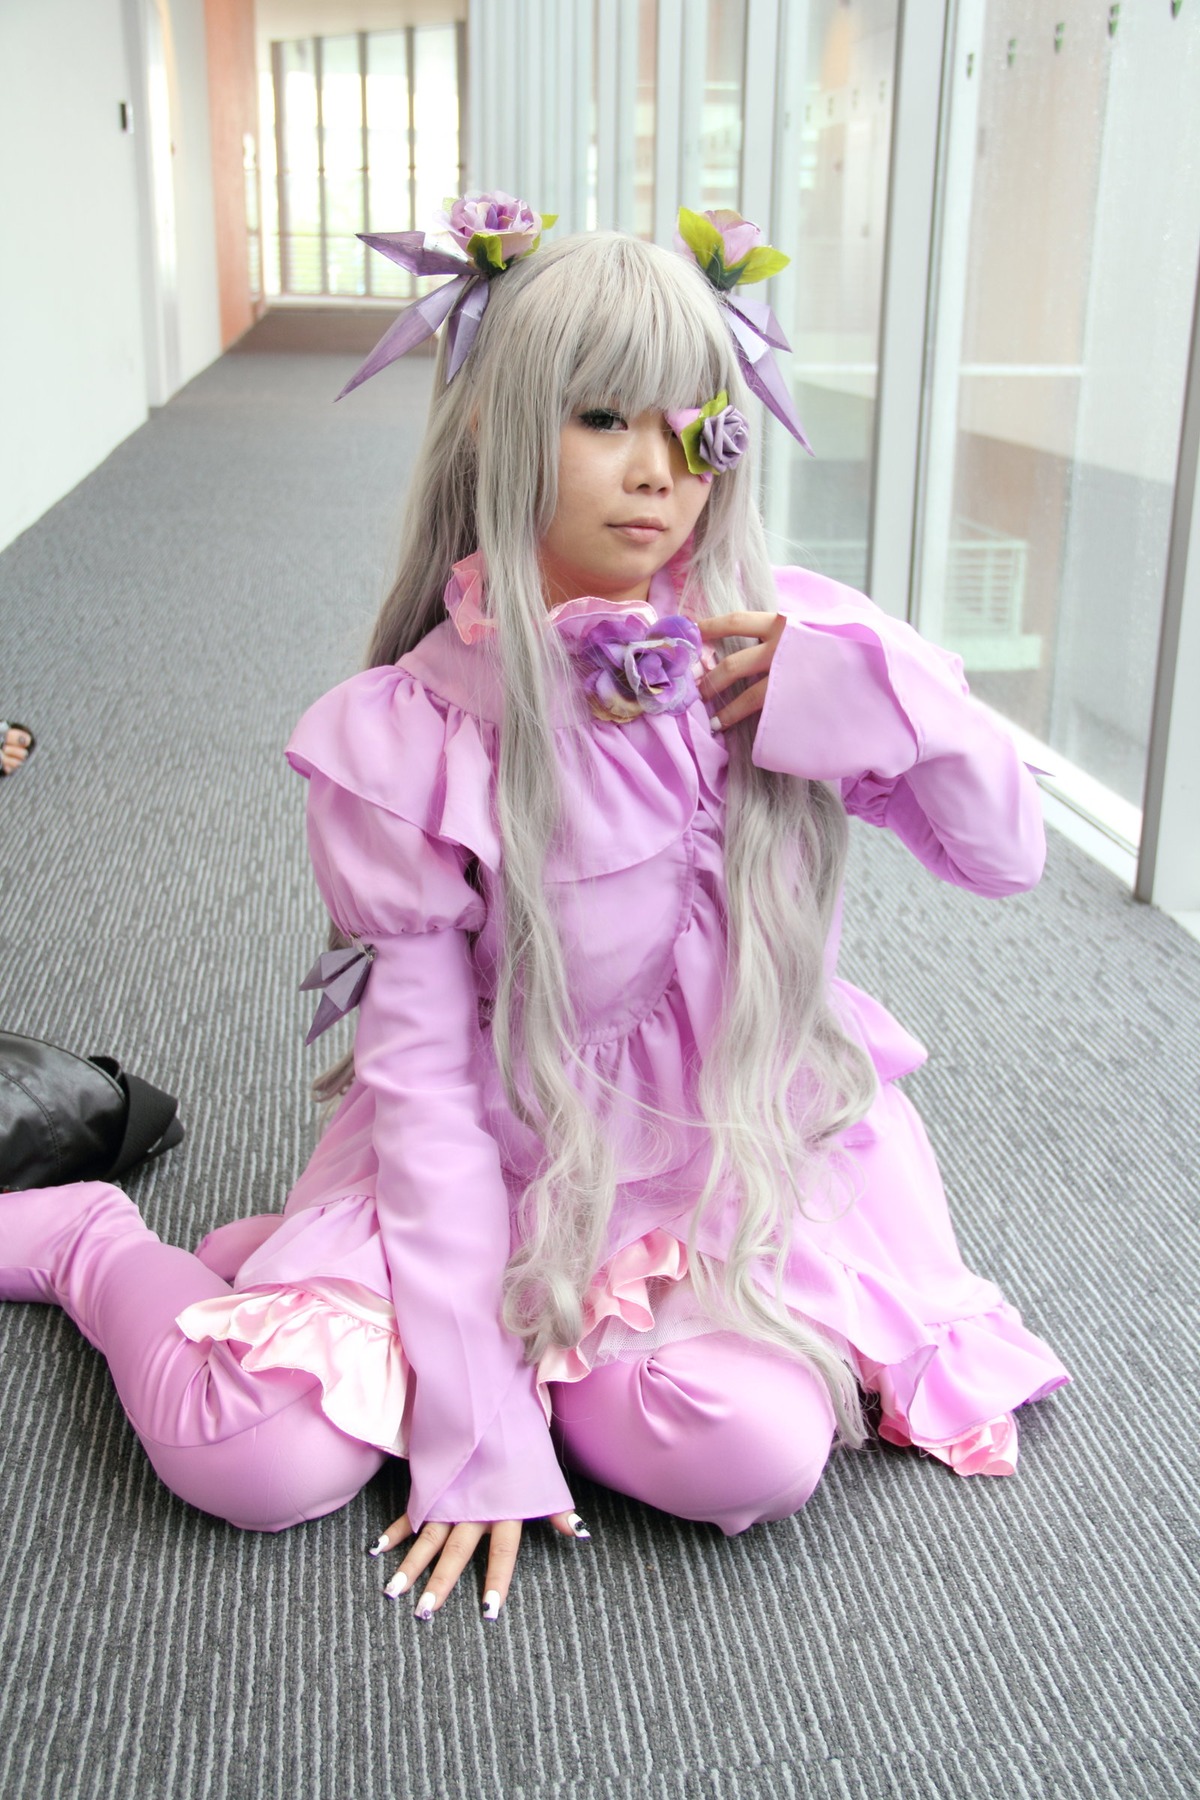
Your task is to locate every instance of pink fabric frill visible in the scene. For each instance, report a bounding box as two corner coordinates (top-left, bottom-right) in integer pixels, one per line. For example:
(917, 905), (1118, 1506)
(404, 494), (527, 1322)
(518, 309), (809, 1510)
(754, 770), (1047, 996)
(859, 1354), (1024, 1476)
(176, 1278), (412, 1456)
(177, 1224), (1037, 1477)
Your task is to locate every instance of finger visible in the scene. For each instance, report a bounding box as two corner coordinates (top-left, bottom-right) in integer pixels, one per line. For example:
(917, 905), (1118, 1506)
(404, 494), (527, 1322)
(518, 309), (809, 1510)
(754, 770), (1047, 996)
(480, 1520), (523, 1621)
(699, 642), (772, 697)
(548, 1510), (592, 1541)
(413, 1522), (486, 1621)
(368, 1512), (414, 1559)
(383, 1519), (450, 1599)
(709, 677), (769, 733)
(696, 611), (776, 642)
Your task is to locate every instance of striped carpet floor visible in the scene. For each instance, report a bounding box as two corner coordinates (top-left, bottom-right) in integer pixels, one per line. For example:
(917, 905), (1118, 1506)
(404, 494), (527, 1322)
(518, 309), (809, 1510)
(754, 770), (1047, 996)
(0, 346), (1196, 1800)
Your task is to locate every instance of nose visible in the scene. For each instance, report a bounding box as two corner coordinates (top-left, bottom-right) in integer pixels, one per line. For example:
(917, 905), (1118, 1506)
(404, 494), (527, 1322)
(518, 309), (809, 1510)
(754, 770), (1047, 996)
(626, 421), (673, 493)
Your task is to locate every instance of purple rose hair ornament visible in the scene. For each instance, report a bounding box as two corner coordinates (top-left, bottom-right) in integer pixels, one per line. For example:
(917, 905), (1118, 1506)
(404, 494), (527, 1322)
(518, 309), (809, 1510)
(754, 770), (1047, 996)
(572, 614), (703, 725)
(664, 389), (750, 480)
(335, 190), (556, 401)
(674, 206), (813, 456)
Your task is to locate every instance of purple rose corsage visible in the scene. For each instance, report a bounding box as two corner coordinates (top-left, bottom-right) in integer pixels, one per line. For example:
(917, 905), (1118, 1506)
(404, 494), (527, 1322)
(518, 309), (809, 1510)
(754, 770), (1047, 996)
(572, 614), (703, 725)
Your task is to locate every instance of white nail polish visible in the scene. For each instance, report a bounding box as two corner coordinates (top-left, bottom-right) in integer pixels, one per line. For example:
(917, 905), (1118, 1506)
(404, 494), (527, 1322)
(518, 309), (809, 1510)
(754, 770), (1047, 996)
(415, 1594), (436, 1621)
(690, 659), (703, 679)
(482, 1589), (501, 1621)
(368, 1534), (389, 1557)
(709, 716), (723, 733)
(567, 1513), (591, 1540)
(384, 1570), (409, 1598)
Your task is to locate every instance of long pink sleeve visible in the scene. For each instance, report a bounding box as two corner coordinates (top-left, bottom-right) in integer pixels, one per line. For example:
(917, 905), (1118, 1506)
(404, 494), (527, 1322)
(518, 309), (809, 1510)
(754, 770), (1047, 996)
(352, 925), (573, 1527)
(751, 567), (1046, 897)
(290, 728), (573, 1529)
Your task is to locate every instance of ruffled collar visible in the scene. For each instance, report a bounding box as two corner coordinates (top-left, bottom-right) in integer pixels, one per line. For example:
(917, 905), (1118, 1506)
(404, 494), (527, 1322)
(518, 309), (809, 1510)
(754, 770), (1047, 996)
(443, 549), (691, 645)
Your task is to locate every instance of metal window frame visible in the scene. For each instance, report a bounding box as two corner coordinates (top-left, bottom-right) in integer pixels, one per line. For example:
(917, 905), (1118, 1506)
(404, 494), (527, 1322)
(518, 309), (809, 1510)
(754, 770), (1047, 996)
(867, 0), (952, 621)
(358, 31), (370, 295)
(271, 39), (290, 294)
(1136, 243), (1200, 911)
(314, 36), (328, 295)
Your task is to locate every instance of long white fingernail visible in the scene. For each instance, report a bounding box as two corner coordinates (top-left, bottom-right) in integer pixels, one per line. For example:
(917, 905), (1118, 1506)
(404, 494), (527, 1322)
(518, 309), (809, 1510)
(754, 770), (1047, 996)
(415, 1593), (437, 1621)
(368, 1534), (389, 1557)
(691, 659), (704, 679)
(482, 1589), (501, 1621)
(568, 1513), (591, 1540)
(709, 715), (724, 733)
(384, 1570), (409, 1598)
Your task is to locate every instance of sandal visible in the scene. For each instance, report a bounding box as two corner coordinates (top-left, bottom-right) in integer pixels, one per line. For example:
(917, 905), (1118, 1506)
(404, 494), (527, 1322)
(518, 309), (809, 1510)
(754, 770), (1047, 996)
(0, 722), (36, 778)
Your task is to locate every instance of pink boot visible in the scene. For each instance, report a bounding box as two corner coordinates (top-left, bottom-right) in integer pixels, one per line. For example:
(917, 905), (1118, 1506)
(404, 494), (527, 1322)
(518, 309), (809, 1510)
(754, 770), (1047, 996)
(0, 1181), (385, 1530)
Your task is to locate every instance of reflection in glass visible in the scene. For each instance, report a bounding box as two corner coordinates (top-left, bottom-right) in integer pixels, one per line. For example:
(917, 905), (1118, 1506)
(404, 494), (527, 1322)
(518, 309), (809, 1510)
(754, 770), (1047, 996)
(765, 0), (898, 589)
(634, 0), (657, 238)
(700, 0), (745, 213)
(917, 1), (1200, 819)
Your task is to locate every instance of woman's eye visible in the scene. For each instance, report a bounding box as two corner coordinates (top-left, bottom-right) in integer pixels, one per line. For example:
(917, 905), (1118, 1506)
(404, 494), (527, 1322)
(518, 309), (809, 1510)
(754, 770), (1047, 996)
(579, 409), (626, 432)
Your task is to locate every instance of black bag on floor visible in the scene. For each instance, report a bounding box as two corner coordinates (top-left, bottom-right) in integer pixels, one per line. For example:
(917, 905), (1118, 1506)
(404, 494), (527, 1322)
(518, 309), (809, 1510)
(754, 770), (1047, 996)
(0, 1031), (184, 1190)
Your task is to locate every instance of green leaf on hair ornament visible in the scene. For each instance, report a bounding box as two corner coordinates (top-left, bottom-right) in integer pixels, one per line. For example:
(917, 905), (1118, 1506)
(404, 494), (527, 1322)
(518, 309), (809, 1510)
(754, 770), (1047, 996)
(675, 207), (789, 291)
(467, 215), (558, 277)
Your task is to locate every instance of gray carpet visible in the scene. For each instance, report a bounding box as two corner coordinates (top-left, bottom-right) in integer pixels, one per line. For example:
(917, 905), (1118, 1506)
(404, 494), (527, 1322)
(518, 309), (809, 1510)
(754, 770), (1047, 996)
(0, 347), (1197, 1800)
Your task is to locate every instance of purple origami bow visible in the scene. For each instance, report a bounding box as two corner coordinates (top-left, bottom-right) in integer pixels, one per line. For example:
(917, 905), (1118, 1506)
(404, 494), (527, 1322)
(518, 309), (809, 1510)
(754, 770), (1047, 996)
(720, 292), (813, 457)
(335, 233), (490, 401)
(300, 942), (375, 1045)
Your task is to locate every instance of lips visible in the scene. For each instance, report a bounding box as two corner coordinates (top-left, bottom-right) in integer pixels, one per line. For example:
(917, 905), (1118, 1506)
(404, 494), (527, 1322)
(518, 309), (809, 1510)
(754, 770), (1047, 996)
(609, 518), (667, 542)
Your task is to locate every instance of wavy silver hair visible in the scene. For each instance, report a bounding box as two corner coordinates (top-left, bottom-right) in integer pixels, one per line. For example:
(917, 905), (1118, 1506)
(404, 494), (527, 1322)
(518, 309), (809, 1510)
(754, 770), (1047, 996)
(324, 233), (878, 1441)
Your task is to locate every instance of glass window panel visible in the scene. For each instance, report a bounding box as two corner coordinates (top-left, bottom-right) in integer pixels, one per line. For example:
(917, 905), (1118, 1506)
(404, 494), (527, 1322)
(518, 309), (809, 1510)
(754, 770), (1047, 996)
(279, 41), (320, 293)
(699, 0), (745, 213)
(634, 0), (656, 239)
(243, 131), (262, 300)
(366, 32), (409, 224)
(916, 1), (1200, 821)
(321, 36), (364, 296)
(412, 26), (460, 234)
(267, 25), (461, 302)
(764, 0), (899, 588)
(259, 68), (279, 296)
(366, 31), (412, 298)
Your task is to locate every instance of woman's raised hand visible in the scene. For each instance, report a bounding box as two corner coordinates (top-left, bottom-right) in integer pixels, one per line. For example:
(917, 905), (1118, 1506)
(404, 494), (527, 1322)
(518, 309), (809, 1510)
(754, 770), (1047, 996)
(369, 1509), (589, 1621)
(696, 611), (789, 733)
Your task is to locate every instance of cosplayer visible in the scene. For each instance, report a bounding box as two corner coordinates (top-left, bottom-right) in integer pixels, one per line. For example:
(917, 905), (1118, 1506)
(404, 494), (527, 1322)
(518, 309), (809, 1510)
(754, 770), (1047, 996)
(0, 196), (1068, 1624)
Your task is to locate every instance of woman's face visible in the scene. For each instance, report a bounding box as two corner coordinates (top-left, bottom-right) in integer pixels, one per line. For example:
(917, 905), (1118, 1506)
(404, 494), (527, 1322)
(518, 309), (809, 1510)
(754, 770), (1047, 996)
(538, 406), (713, 607)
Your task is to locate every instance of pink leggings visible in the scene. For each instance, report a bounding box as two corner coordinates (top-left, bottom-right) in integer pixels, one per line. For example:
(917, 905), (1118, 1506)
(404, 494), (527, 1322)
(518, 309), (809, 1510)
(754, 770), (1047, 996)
(0, 1181), (835, 1536)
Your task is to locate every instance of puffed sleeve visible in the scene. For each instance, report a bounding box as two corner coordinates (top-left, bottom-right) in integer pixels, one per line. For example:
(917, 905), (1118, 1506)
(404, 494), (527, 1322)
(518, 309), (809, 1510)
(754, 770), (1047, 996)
(286, 667), (574, 1529)
(751, 568), (1046, 897)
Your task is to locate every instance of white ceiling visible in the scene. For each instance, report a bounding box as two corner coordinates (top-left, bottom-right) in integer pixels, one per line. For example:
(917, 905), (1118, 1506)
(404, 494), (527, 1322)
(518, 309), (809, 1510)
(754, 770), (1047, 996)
(256, 0), (465, 48)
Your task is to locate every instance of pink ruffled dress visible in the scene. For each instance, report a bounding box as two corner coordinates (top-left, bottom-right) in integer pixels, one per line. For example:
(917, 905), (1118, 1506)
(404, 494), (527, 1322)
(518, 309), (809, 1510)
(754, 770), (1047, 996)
(177, 556), (1068, 1527)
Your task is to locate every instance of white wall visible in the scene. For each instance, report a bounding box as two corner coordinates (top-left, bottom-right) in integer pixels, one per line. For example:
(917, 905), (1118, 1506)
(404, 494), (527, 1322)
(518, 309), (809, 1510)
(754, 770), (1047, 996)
(0, 0), (221, 555)
(163, 0), (223, 388)
(0, 0), (148, 552)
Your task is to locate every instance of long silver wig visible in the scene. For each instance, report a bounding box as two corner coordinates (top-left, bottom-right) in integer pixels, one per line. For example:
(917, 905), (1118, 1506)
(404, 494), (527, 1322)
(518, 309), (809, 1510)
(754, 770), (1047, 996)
(331, 233), (877, 1441)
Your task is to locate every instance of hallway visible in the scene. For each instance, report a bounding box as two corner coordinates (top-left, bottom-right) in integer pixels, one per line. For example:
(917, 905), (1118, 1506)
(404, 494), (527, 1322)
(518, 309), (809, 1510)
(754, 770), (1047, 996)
(0, 342), (1196, 1800)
